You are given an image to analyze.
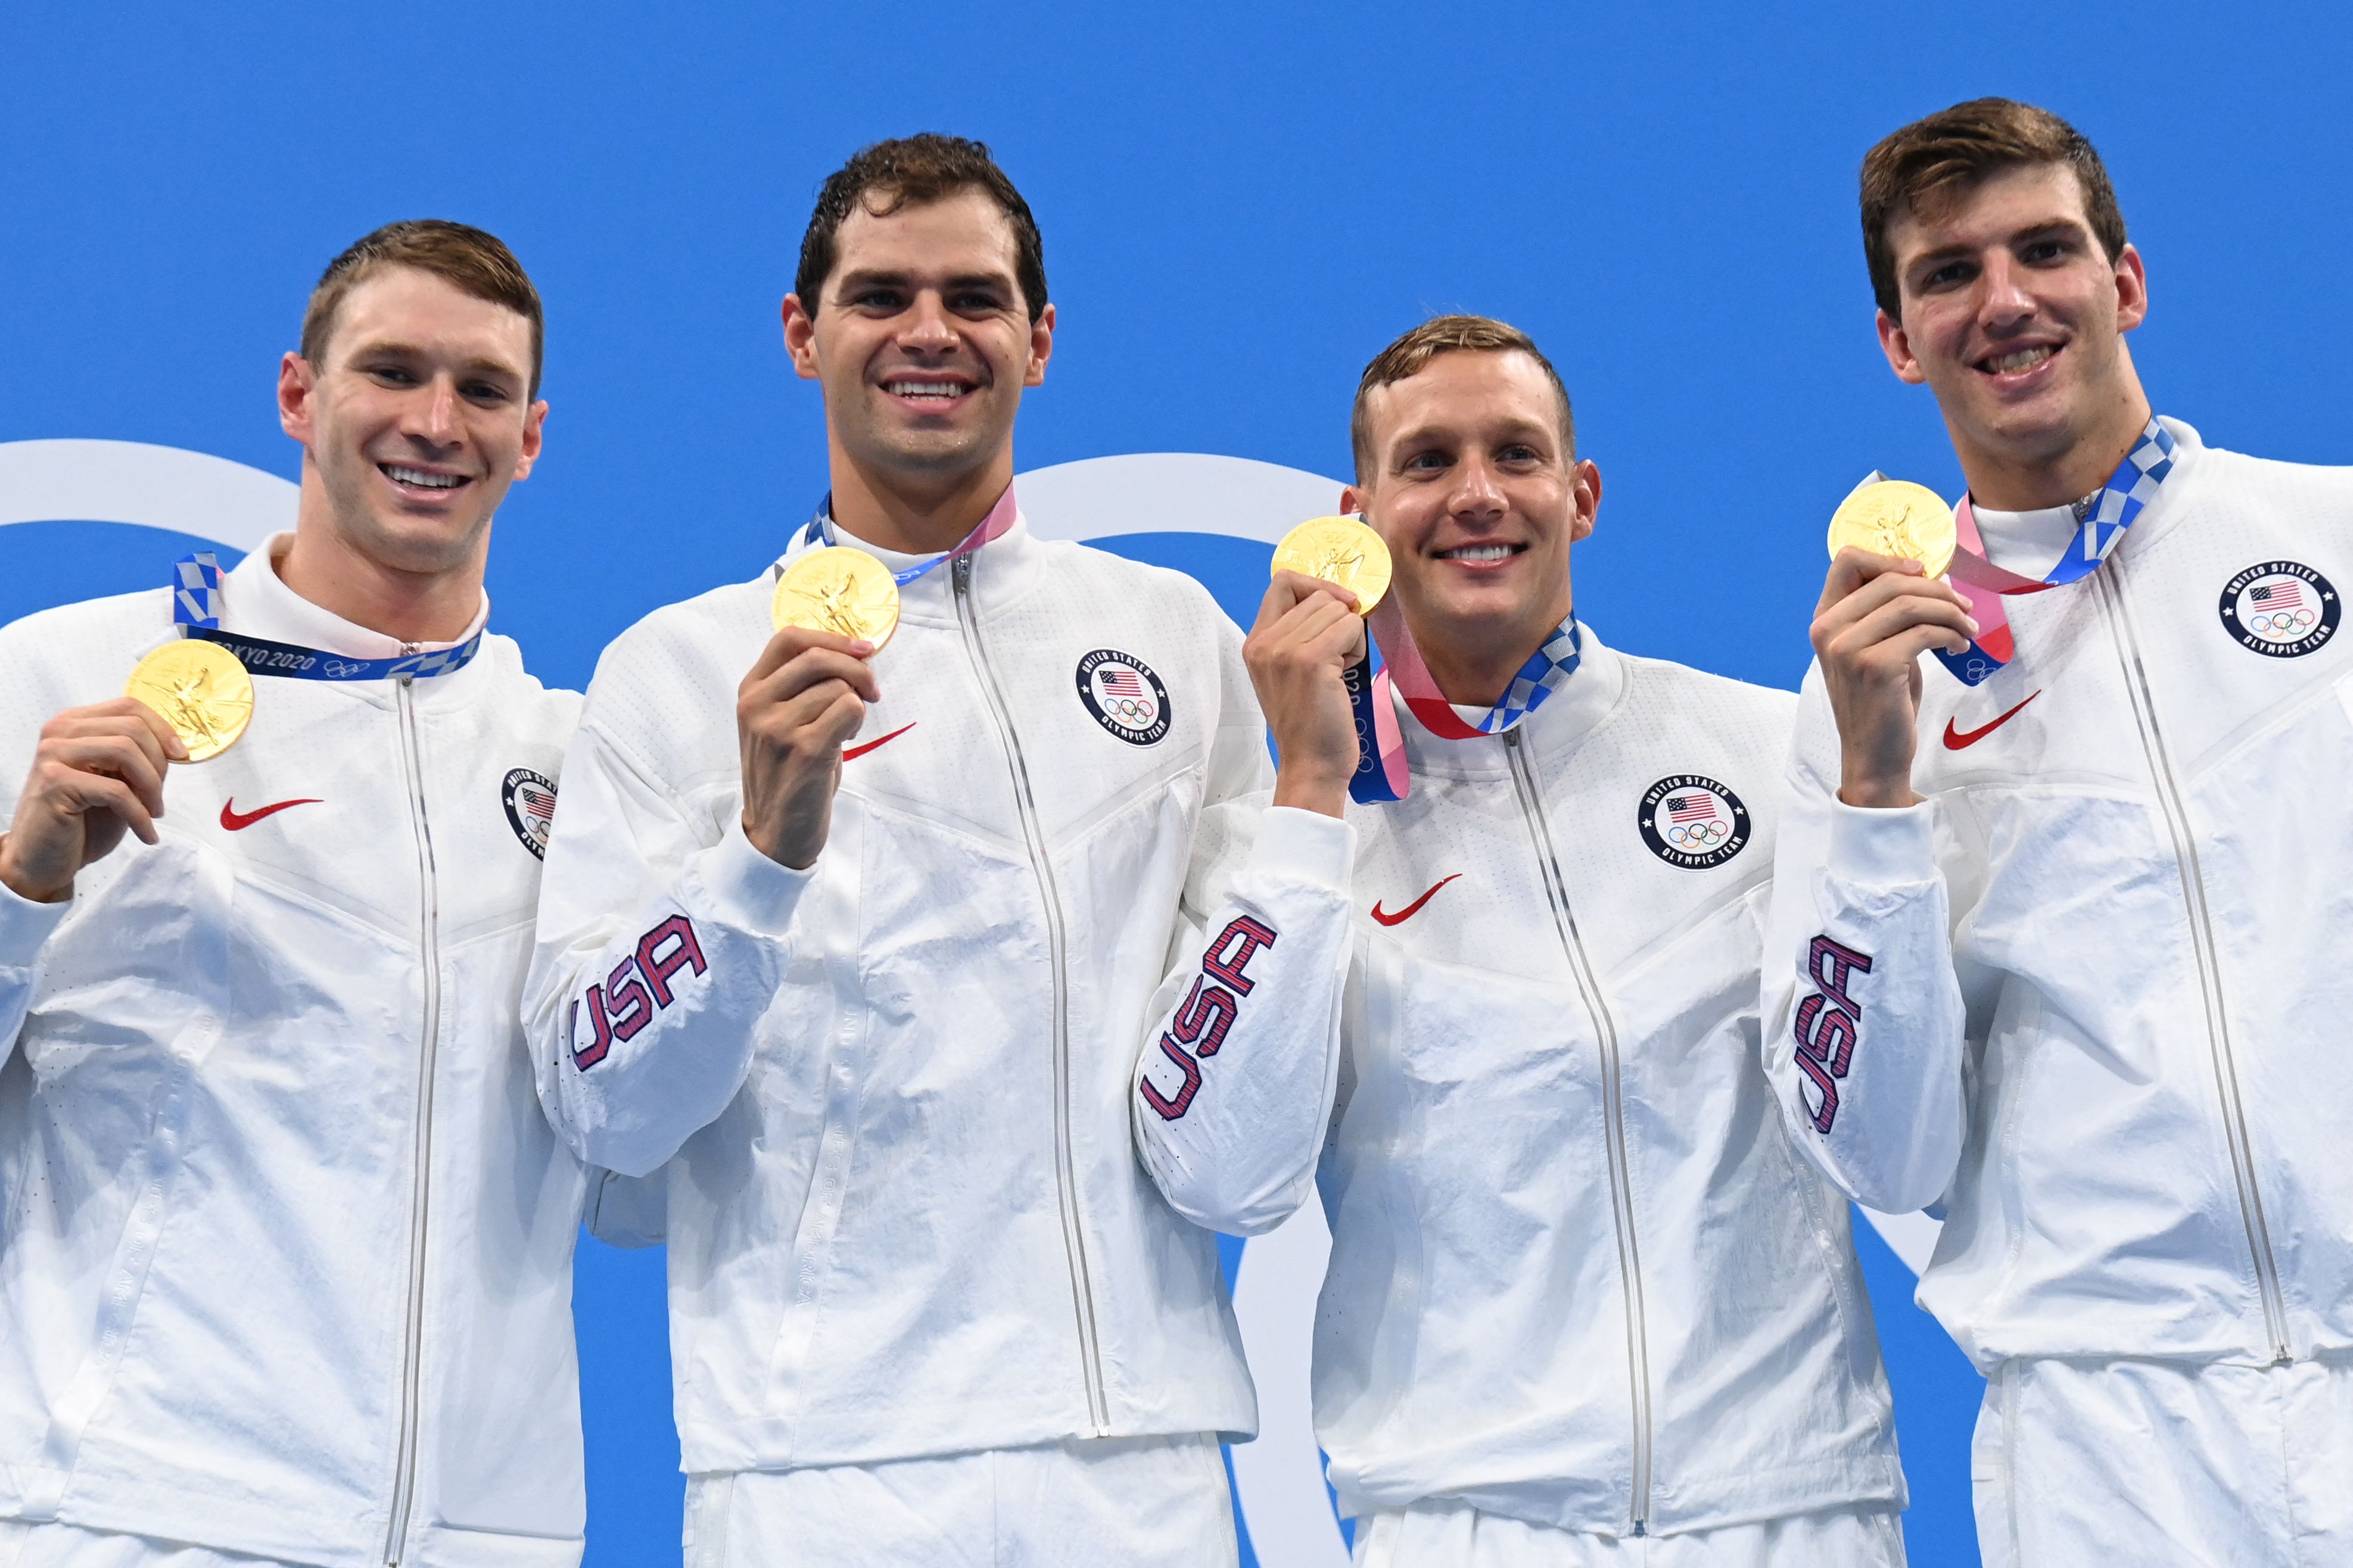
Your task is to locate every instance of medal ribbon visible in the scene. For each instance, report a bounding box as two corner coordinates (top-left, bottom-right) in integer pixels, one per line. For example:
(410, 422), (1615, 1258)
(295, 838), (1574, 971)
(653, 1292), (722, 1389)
(1932, 418), (2177, 686)
(780, 484), (1020, 588)
(1344, 602), (1583, 804)
(170, 553), (484, 680)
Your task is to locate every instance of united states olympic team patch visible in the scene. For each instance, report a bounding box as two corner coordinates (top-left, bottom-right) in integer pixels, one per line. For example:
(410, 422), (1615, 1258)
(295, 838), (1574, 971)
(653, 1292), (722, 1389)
(2218, 561), (2339, 658)
(1075, 649), (1171, 746)
(1638, 775), (1750, 869)
(502, 768), (558, 859)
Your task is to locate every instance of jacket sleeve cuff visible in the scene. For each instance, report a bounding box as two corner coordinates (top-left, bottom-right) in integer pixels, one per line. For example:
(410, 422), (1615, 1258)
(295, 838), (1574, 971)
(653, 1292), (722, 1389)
(0, 877), (68, 970)
(1826, 797), (1938, 886)
(687, 819), (814, 938)
(1248, 806), (1355, 894)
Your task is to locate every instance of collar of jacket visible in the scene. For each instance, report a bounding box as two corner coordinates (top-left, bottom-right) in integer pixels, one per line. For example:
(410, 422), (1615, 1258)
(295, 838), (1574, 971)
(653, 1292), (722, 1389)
(2118, 415), (2204, 556)
(216, 531), (500, 707)
(1390, 618), (1628, 782)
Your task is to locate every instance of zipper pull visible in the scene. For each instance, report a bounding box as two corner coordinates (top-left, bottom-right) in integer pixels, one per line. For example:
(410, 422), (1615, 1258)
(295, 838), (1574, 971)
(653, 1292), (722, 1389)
(953, 554), (973, 596)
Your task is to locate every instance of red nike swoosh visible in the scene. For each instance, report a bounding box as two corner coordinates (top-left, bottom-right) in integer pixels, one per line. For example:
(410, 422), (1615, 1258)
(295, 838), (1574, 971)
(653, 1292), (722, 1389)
(220, 797), (322, 831)
(1371, 873), (1461, 927)
(842, 722), (917, 762)
(1943, 691), (2042, 750)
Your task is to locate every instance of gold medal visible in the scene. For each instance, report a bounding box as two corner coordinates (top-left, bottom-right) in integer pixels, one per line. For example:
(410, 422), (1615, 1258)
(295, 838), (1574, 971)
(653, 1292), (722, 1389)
(770, 546), (901, 649)
(1272, 516), (1392, 615)
(1827, 480), (1958, 578)
(125, 639), (254, 762)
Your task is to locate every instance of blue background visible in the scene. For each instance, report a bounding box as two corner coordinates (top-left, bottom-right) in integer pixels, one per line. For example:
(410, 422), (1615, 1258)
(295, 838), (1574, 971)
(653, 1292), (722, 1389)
(6, 4), (2351, 1562)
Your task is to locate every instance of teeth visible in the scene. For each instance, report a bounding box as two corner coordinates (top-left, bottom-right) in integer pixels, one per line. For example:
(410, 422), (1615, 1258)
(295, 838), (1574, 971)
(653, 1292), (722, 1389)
(888, 381), (966, 398)
(385, 465), (463, 490)
(1985, 345), (2055, 375)
(1440, 544), (1515, 562)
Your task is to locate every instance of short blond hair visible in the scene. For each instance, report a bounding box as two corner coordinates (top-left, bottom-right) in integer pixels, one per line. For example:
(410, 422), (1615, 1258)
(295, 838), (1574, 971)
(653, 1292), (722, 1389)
(1350, 314), (1573, 484)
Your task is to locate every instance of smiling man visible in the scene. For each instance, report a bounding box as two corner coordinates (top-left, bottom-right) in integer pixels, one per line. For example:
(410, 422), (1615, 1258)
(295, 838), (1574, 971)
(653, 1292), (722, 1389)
(0, 222), (600, 1567)
(523, 135), (1293, 1566)
(1130, 316), (1907, 1565)
(1765, 98), (2353, 1564)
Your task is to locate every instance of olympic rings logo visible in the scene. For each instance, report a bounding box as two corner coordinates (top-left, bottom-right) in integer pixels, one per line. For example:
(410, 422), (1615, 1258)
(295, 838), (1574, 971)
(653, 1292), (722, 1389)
(2248, 607), (2317, 637)
(1666, 819), (1728, 847)
(1097, 690), (1159, 724)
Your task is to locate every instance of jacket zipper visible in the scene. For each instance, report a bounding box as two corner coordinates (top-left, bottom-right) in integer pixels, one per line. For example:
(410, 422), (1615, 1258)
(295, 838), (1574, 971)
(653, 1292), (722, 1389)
(950, 554), (1111, 1432)
(1502, 728), (1654, 1532)
(2092, 569), (2292, 1362)
(384, 670), (444, 1563)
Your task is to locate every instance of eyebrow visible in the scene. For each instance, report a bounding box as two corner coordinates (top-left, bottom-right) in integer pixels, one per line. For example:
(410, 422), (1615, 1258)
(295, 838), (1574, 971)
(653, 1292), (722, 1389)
(833, 267), (1017, 295)
(1906, 218), (2091, 275)
(348, 340), (527, 384)
(1385, 416), (1556, 460)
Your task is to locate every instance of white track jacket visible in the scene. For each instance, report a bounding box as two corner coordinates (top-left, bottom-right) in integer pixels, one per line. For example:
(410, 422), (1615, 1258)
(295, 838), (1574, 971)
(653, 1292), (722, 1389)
(0, 543), (593, 1568)
(522, 517), (1271, 1473)
(1134, 625), (1905, 1536)
(1764, 419), (2353, 1370)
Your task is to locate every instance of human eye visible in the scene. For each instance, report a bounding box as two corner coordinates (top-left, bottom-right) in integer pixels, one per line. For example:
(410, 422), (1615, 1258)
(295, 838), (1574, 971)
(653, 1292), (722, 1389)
(462, 379), (515, 406)
(1919, 258), (1975, 291)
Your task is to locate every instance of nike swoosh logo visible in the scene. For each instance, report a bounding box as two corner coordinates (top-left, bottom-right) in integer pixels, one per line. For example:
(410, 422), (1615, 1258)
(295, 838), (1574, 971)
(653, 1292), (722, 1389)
(1371, 873), (1461, 927)
(1943, 691), (2042, 750)
(219, 797), (323, 831)
(842, 722), (917, 762)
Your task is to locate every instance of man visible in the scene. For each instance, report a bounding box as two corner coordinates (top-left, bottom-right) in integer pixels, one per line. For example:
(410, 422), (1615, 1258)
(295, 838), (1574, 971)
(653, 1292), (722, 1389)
(524, 134), (1339, 1566)
(0, 223), (595, 1566)
(1766, 96), (2353, 1564)
(1133, 315), (1907, 1565)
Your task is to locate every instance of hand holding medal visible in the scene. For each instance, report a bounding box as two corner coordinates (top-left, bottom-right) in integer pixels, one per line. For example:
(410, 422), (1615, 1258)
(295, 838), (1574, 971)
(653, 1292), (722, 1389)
(1249, 517), (1389, 818)
(1814, 476), (1981, 810)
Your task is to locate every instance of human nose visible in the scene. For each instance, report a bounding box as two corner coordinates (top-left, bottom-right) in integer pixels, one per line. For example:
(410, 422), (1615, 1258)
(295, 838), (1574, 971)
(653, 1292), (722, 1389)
(1976, 251), (2037, 331)
(1448, 455), (1508, 519)
(409, 377), (464, 448)
(900, 290), (959, 353)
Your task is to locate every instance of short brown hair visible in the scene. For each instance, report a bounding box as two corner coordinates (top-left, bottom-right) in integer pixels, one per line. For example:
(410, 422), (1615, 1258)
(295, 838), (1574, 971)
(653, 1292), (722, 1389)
(795, 133), (1049, 323)
(1350, 314), (1574, 484)
(1860, 98), (2127, 319)
(300, 220), (544, 398)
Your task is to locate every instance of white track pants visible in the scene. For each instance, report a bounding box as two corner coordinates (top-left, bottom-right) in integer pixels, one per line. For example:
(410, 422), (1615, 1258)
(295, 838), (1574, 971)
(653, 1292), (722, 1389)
(1974, 1356), (2353, 1567)
(1347, 1503), (1905, 1566)
(684, 1433), (1238, 1568)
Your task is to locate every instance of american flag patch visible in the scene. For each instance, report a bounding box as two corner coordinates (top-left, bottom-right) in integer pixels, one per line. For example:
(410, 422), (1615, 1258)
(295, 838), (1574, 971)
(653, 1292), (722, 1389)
(1667, 794), (1718, 824)
(1102, 668), (1147, 699)
(2251, 580), (2305, 610)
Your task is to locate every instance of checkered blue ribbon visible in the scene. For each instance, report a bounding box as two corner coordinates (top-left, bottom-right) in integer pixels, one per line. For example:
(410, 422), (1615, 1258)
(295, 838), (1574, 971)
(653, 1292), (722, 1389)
(169, 551), (483, 682)
(2045, 417), (2177, 587)
(1455, 618), (1583, 734)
